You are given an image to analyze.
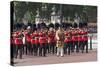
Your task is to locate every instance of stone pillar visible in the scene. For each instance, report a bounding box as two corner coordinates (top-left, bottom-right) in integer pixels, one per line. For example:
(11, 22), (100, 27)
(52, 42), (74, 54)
(35, 8), (40, 24)
(51, 5), (57, 24)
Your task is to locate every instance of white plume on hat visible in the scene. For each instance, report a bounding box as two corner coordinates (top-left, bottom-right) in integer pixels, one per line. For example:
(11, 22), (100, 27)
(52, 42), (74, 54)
(27, 26), (31, 29)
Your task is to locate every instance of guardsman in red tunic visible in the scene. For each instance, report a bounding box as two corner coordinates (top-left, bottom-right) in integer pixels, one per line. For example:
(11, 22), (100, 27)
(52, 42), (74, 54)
(78, 28), (83, 52)
(23, 30), (28, 55)
(64, 29), (72, 55)
(71, 28), (75, 52)
(80, 28), (85, 53)
(34, 29), (39, 56)
(72, 28), (79, 53)
(39, 29), (47, 57)
(69, 28), (74, 52)
(64, 29), (68, 54)
(30, 31), (35, 55)
(26, 31), (32, 55)
(76, 28), (79, 52)
(15, 31), (23, 59)
(80, 28), (87, 53)
(13, 31), (18, 58)
(11, 32), (17, 58)
(11, 32), (15, 65)
(67, 31), (72, 55)
(82, 28), (88, 53)
(44, 28), (49, 54)
(48, 27), (56, 54)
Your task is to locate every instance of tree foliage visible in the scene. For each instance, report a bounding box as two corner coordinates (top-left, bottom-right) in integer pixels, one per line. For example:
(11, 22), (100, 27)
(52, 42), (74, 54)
(13, 1), (97, 23)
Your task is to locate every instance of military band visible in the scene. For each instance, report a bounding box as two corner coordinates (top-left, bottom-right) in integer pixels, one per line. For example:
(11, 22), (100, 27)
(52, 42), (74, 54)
(11, 23), (88, 60)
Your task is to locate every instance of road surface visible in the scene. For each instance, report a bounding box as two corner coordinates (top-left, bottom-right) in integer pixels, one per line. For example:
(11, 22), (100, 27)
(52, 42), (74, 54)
(14, 49), (97, 66)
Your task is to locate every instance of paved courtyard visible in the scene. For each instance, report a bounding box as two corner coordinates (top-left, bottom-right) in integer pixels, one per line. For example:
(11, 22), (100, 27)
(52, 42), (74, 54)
(14, 49), (97, 66)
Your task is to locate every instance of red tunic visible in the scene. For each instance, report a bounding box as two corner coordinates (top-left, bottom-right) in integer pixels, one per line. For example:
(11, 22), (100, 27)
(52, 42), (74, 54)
(31, 32), (35, 38)
(39, 32), (47, 44)
(48, 31), (55, 43)
(78, 35), (83, 41)
(11, 38), (14, 45)
(30, 33), (35, 44)
(72, 36), (78, 41)
(80, 30), (85, 35)
(72, 31), (78, 42)
(83, 36), (88, 41)
(23, 31), (28, 37)
(15, 37), (23, 45)
(31, 38), (35, 44)
(83, 31), (88, 34)
(83, 31), (88, 41)
(34, 32), (39, 44)
(65, 32), (69, 36)
(71, 31), (76, 35)
(26, 33), (31, 42)
(64, 37), (69, 43)
(13, 33), (18, 45)
(14, 32), (23, 45)
(64, 36), (72, 43)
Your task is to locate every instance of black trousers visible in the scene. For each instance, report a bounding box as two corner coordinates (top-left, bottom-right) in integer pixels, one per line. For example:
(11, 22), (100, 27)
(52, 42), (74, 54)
(24, 40), (28, 55)
(22, 43), (28, 55)
(27, 42), (32, 55)
(25, 43), (28, 55)
(32, 44), (38, 56)
(11, 44), (16, 58)
(74, 41), (79, 53)
(39, 44), (46, 56)
(37, 44), (40, 56)
(72, 41), (75, 52)
(15, 44), (23, 59)
(49, 42), (55, 54)
(11, 44), (14, 65)
(82, 41), (88, 53)
(70, 41), (74, 52)
(79, 41), (84, 53)
(64, 42), (71, 55)
(64, 43), (67, 54)
(67, 42), (71, 55)
(22, 44), (25, 55)
(46, 43), (50, 53)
